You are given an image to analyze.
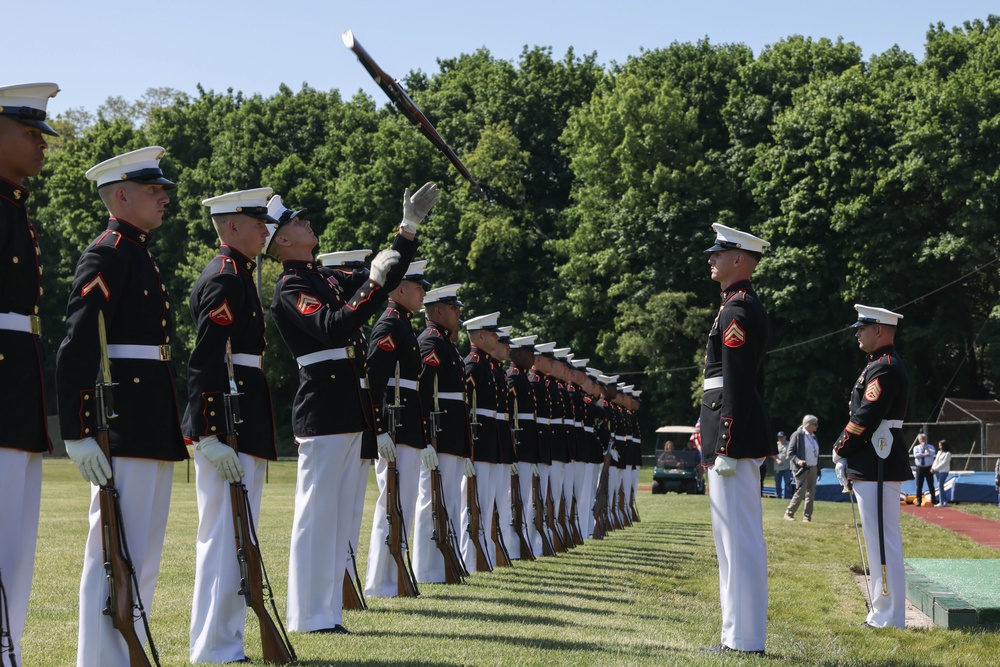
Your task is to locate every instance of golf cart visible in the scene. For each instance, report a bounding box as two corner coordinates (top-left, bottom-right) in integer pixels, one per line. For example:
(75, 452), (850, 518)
(651, 425), (705, 495)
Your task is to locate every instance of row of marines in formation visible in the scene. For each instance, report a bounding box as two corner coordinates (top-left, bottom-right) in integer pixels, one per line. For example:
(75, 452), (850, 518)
(0, 83), (643, 666)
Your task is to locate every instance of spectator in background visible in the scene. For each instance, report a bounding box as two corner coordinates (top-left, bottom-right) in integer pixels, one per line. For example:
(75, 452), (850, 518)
(785, 415), (820, 522)
(931, 440), (952, 507)
(773, 432), (792, 499)
(912, 433), (937, 507)
(995, 457), (999, 508)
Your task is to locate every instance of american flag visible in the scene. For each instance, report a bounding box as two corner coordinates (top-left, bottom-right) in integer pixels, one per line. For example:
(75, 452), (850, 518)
(691, 418), (702, 452)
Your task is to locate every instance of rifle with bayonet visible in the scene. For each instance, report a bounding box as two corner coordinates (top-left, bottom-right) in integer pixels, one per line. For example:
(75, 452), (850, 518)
(223, 340), (296, 664)
(546, 482), (568, 553)
(530, 472), (555, 557)
(568, 493), (584, 545)
(385, 362), (419, 597)
(342, 30), (487, 201)
(556, 484), (576, 549)
(429, 375), (466, 583)
(467, 389), (493, 572)
(592, 442), (613, 540)
(343, 543), (367, 610)
(509, 398), (535, 561)
(95, 312), (161, 667)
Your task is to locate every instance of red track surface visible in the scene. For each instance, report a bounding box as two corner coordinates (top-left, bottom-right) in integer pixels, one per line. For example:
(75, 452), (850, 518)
(902, 505), (1000, 551)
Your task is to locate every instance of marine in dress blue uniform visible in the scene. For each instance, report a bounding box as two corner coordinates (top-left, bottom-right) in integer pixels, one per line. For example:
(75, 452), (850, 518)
(412, 284), (476, 582)
(699, 223), (774, 656)
(268, 184), (434, 633)
(57, 146), (187, 667)
(507, 335), (542, 555)
(833, 305), (911, 629)
(185, 187), (278, 663)
(0, 81), (58, 666)
(364, 260), (435, 597)
(529, 342), (559, 547)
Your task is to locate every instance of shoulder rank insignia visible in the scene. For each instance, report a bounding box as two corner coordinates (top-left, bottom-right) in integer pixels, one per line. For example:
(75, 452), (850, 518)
(81, 273), (111, 301)
(377, 334), (396, 352)
(209, 300), (234, 326)
(296, 292), (322, 315)
(864, 378), (882, 402)
(723, 320), (746, 348)
(423, 350), (441, 367)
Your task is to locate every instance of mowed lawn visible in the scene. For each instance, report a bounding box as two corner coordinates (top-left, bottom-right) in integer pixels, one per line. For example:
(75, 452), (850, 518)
(22, 460), (1000, 666)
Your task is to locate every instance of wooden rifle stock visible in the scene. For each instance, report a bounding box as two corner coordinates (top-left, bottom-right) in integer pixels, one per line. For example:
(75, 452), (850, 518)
(546, 484), (568, 553)
(592, 456), (611, 540)
(616, 484), (630, 529)
(531, 475), (555, 557)
(491, 506), (512, 568)
(342, 543), (367, 611)
(342, 30), (486, 200)
(466, 477), (493, 572)
(225, 435), (296, 664)
(429, 469), (465, 583)
(556, 489), (575, 550)
(568, 495), (584, 545)
(510, 472), (535, 561)
(386, 462), (419, 597)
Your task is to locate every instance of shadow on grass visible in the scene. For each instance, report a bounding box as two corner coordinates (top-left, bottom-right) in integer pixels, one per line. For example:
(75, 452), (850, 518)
(356, 628), (612, 653)
(366, 606), (573, 627)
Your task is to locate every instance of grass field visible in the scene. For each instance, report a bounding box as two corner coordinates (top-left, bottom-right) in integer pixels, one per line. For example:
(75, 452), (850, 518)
(19, 460), (1000, 666)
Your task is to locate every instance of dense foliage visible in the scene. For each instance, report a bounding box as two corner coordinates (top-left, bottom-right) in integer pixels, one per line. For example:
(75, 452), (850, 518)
(28, 18), (1000, 453)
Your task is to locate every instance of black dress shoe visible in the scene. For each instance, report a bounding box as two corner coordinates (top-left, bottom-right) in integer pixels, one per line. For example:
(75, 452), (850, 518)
(858, 621), (879, 628)
(700, 643), (765, 655)
(309, 624), (350, 635)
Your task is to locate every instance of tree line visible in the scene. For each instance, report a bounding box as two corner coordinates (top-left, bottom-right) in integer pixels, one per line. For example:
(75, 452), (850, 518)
(28, 16), (1000, 454)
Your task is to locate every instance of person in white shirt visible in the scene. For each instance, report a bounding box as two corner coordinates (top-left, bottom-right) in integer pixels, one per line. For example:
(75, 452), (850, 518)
(784, 415), (820, 522)
(930, 440), (952, 507)
(912, 433), (937, 506)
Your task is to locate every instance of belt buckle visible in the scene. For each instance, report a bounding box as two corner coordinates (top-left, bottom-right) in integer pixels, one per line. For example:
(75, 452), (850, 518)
(29, 314), (42, 336)
(346, 346), (356, 359)
(158, 344), (171, 362)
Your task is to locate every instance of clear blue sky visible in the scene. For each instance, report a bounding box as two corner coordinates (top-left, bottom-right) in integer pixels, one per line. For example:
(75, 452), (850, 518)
(15, 0), (998, 118)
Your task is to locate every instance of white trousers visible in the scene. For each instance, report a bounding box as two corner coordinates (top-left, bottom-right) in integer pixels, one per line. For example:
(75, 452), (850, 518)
(412, 453), (467, 583)
(77, 459), (173, 667)
(569, 461), (587, 539)
(582, 462), (597, 537)
(190, 452), (266, 664)
(286, 433), (361, 631)
(854, 480), (905, 628)
(346, 458), (371, 583)
(709, 458), (767, 652)
(516, 470), (539, 557)
(461, 461), (501, 572)
(0, 449), (42, 667)
(495, 465), (516, 560)
(365, 446), (420, 597)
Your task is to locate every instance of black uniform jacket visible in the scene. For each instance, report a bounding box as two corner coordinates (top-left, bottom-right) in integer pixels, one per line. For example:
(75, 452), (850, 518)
(506, 366), (538, 464)
(0, 177), (49, 452)
(834, 345), (912, 482)
(564, 382), (582, 462)
(528, 369), (552, 465)
(629, 411), (642, 467)
(270, 234), (416, 438)
(464, 347), (501, 464)
(595, 397), (614, 456)
(56, 218), (187, 460)
(699, 279), (776, 463)
(612, 403), (628, 470)
(493, 360), (515, 464)
(367, 300), (425, 449)
(546, 377), (570, 463)
(418, 320), (471, 458)
(182, 245), (276, 460)
(582, 395), (605, 464)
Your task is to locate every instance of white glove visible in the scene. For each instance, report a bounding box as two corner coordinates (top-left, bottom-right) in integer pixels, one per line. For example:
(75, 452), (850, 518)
(420, 445), (439, 471)
(196, 436), (244, 483)
(510, 462), (519, 476)
(399, 182), (441, 234)
(369, 249), (401, 287)
(835, 459), (849, 488)
(463, 457), (476, 477)
(65, 438), (112, 486)
(377, 432), (397, 462)
(531, 463), (540, 477)
(714, 455), (737, 476)
(609, 447), (620, 462)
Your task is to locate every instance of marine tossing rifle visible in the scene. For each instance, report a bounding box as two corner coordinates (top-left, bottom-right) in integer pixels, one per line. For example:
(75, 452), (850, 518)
(95, 311), (160, 667)
(223, 340), (296, 664)
(342, 30), (487, 201)
(429, 375), (467, 583)
(385, 363), (419, 597)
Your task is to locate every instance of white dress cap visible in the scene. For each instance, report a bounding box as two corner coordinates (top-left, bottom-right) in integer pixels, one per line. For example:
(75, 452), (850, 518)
(585, 366), (602, 377)
(263, 194), (307, 252)
(202, 187), (275, 220)
(534, 341), (557, 355)
(86, 146), (177, 190)
(598, 374), (619, 385)
(509, 335), (537, 350)
(633, 390), (643, 397)
(571, 358), (589, 368)
(423, 283), (463, 306)
(553, 347), (571, 359)
(0, 82), (60, 135)
(852, 304), (904, 328)
(318, 249), (372, 267)
(464, 312), (501, 332)
(706, 222), (770, 254)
